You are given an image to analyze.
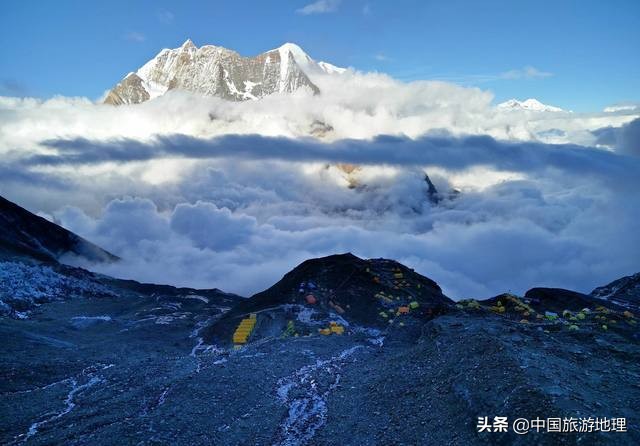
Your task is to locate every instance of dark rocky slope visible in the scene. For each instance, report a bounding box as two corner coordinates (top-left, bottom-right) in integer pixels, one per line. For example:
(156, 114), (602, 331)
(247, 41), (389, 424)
(591, 273), (640, 312)
(206, 253), (452, 345)
(0, 195), (118, 263)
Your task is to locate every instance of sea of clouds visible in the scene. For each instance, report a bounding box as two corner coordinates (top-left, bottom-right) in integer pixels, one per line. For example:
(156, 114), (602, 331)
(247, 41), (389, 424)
(1, 70), (639, 298)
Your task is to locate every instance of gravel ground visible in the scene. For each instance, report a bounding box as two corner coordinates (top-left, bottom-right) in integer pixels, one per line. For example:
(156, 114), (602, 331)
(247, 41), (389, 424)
(1, 253), (639, 445)
(1, 295), (638, 445)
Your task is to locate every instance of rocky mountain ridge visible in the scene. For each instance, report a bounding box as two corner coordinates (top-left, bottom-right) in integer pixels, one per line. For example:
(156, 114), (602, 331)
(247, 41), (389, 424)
(104, 40), (344, 105)
(0, 195), (118, 264)
(591, 272), (640, 312)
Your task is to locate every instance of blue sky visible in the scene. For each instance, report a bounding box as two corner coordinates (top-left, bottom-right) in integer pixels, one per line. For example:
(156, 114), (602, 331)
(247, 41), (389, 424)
(0, 0), (638, 111)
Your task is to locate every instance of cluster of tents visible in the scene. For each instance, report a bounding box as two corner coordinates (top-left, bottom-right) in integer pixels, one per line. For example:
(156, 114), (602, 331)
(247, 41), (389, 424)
(232, 313), (257, 347)
(379, 300), (420, 323)
(457, 295), (637, 332)
(319, 321), (345, 335)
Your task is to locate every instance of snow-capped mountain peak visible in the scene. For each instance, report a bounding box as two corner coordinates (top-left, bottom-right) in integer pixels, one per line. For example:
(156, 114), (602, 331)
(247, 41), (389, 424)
(181, 38), (196, 50)
(104, 40), (345, 105)
(317, 61), (347, 75)
(271, 42), (347, 76)
(498, 98), (563, 112)
(275, 43), (313, 67)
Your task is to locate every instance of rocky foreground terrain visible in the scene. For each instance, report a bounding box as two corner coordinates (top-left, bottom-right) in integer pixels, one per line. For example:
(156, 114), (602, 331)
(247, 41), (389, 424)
(0, 195), (638, 445)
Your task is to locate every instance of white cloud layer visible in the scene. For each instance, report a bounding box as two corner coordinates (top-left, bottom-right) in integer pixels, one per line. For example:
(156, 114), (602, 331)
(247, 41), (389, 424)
(0, 71), (639, 299)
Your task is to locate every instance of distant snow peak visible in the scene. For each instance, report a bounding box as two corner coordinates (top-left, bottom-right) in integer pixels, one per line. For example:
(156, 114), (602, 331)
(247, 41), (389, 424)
(317, 61), (346, 75)
(104, 40), (346, 105)
(498, 98), (564, 112)
(181, 38), (196, 50)
(273, 42), (347, 76)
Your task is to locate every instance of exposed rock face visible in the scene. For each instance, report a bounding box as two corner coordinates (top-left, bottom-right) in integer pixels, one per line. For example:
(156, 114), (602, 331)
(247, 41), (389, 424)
(523, 287), (622, 313)
(104, 40), (340, 105)
(103, 73), (150, 106)
(592, 272), (640, 311)
(424, 173), (440, 203)
(0, 195), (118, 263)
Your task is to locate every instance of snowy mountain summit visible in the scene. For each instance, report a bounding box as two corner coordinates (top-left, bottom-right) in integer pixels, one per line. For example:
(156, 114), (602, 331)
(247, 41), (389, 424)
(104, 39), (345, 105)
(497, 98), (564, 112)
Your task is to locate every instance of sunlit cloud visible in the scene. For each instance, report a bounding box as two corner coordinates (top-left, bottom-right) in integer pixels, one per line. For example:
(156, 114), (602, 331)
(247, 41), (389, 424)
(0, 69), (638, 298)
